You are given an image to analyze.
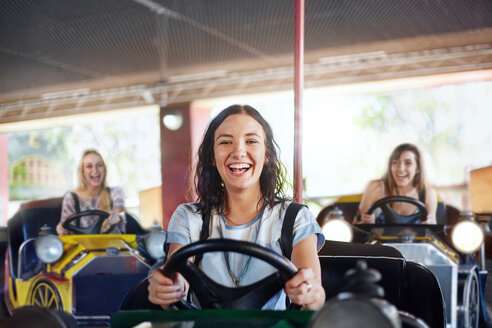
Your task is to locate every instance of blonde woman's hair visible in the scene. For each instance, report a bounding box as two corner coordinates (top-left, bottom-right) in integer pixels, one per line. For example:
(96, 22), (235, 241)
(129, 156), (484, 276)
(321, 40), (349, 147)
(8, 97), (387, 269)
(76, 149), (111, 211)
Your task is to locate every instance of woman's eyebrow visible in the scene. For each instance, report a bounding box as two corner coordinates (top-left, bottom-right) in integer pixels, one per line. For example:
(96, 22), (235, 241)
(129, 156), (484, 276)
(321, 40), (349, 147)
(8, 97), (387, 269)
(215, 131), (262, 141)
(215, 133), (232, 141)
(245, 132), (261, 137)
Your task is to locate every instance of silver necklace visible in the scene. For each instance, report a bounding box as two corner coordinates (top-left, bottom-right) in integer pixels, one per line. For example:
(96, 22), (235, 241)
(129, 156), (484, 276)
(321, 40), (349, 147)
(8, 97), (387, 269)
(218, 208), (264, 287)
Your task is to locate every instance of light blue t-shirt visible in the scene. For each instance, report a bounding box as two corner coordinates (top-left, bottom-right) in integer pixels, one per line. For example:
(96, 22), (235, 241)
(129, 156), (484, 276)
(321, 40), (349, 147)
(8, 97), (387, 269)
(166, 201), (325, 310)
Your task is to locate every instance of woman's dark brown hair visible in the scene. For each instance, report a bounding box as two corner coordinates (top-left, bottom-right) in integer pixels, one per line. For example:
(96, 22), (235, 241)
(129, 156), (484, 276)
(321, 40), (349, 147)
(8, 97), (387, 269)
(194, 104), (288, 215)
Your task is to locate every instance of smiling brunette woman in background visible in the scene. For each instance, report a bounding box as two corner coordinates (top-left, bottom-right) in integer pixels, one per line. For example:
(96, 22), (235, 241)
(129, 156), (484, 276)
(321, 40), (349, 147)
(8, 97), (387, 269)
(355, 143), (437, 225)
(147, 104), (325, 310)
(56, 148), (126, 235)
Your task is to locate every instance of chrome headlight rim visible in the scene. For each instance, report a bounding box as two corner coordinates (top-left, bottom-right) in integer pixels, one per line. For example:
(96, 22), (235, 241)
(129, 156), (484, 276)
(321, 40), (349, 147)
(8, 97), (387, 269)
(35, 234), (64, 264)
(321, 218), (353, 243)
(451, 219), (484, 254)
(145, 230), (167, 260)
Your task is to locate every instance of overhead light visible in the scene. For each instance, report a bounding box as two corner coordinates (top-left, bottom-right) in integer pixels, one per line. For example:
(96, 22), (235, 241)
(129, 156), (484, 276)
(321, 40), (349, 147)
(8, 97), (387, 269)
(162, 111), (183, 131)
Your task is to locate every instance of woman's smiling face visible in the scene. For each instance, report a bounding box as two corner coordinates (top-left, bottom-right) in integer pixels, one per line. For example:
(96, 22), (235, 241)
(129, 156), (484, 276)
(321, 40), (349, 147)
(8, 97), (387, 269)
(213, 113), (267, 194)
(391, 150), (419, 188)
(83, 153), (105, 188)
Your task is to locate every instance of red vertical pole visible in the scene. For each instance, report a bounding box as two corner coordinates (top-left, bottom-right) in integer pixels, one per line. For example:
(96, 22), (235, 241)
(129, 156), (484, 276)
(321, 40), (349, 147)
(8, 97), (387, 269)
(0, 135), (8, 224)
(294, 0), (304, 203)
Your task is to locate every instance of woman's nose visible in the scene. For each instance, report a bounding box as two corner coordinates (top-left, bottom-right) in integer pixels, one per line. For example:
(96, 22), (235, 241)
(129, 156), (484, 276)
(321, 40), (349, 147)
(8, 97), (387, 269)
(232, 142), (246, 157)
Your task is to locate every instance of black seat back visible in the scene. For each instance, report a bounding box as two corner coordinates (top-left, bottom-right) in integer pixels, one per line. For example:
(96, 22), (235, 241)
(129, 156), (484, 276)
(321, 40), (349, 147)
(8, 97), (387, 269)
(319, 242), (446, 328)
(125, 213), (148, 235)
(320, 255), (407, 309)
(404, 261), (446, 328)
(319, 240), (403, 258)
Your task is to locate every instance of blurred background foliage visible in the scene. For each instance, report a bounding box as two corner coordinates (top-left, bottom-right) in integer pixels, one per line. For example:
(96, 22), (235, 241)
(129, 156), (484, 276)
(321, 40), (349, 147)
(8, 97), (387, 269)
(7, 80), (492, 217)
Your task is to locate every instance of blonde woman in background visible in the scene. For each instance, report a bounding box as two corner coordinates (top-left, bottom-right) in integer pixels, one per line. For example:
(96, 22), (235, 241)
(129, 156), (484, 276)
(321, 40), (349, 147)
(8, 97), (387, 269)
(56, 149), (126, 235)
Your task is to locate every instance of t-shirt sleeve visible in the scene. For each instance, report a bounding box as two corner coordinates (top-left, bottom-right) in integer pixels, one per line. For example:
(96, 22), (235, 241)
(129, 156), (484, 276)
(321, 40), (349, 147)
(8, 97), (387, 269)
(292, 205), (325, 251)
(60, 192), (76, 223)
(166, 204), (196, 246)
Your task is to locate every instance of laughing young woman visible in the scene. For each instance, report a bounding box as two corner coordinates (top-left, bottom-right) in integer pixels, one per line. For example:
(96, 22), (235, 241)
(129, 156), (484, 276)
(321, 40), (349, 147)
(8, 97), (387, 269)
(147, 104), (325, 310)
(355, 143), (437, 225)
(56, 149), (126, 235)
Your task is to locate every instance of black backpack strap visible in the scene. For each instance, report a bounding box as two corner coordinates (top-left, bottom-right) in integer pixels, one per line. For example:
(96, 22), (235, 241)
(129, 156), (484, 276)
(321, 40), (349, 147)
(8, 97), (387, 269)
(70, 192), (81, 227)
(70, 192), (80, 213)
(280, 202), (306, 260)
(418, 187), (426, 203)
(186, 208), (210, 303)
(194, 209), (211, 267)
(280, 202), (306, 309)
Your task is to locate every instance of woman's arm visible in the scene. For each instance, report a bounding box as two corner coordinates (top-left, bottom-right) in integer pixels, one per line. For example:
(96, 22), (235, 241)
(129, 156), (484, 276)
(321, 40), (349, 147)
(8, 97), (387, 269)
(285, 235), (325, 310)
(108, 186), (126, 226)
(148, 243), (188, 309)
(355, 180), (382, 224)
(422, 185), (437, 224)
(56, 193), (75, 235)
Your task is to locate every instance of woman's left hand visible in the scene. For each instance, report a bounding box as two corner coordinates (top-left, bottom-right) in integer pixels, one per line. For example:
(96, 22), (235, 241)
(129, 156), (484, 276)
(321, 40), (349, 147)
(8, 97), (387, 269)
(107, 210), (123, 225)
(284, 267), (324, 310)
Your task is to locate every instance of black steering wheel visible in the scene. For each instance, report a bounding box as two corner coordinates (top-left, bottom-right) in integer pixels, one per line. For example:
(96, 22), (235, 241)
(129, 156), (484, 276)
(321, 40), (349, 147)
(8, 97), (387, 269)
(161, 238), (298, 310)
(62, 210), (116, 234)
(366, 196), (428, 224)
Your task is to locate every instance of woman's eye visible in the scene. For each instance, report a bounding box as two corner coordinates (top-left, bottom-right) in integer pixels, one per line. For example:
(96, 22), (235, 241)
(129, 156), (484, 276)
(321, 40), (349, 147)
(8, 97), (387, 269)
(246, 139), (258, 144)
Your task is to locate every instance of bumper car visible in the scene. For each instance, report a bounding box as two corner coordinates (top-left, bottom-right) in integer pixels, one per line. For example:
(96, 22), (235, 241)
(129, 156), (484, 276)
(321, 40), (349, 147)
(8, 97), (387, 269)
(316, 194), (489, 328)
(114, 238), (444, 328)
(2, 197), (166, 326)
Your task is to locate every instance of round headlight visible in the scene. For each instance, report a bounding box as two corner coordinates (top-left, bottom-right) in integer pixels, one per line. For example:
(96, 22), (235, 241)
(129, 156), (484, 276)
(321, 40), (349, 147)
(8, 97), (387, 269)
(322, 219), (353, 242)
(451, 220), (484, 254)
(145, 231), (167, 260)
(35, 234), (64, 264)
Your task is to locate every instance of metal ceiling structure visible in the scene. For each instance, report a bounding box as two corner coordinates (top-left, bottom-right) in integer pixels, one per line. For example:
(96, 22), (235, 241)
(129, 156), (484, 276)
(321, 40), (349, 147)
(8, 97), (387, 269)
(1, 0), (492, 123)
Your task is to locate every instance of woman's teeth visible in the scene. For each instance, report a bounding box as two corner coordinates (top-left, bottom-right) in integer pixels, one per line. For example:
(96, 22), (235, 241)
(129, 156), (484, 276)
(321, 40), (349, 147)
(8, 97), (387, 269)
(228, 164), (251, 172)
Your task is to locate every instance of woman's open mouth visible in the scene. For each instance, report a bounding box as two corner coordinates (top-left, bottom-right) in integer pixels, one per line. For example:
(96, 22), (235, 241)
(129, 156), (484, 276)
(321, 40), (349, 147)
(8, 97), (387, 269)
(90, 174), (102, 183)
(228, 163), (251, 175)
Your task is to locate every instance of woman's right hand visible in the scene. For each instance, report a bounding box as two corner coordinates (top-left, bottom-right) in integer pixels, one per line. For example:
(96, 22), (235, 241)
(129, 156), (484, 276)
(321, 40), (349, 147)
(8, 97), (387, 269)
(355, 213), (376, 224)
(148, 269), (187, 309)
